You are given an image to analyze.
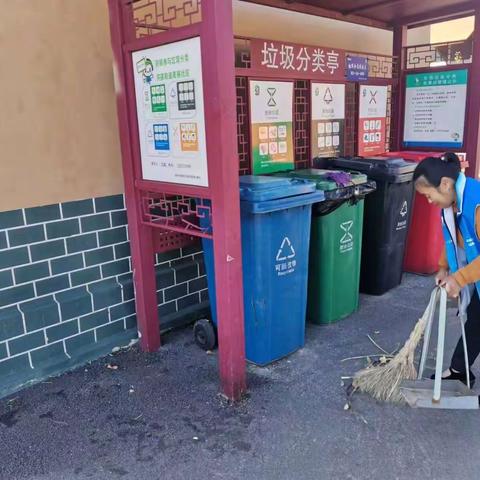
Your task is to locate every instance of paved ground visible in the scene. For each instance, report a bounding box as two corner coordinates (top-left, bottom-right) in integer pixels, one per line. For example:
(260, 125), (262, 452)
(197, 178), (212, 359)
(1, 274), (479, 480)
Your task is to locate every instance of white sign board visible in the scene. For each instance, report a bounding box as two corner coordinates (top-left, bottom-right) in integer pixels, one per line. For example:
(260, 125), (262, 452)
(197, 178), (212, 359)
(249, 80), (293, 124)
(311, 83), (345, 121)
(359, 85), (388, 119)
(403, 69), (468, 148)
(132, 37), (209, 187)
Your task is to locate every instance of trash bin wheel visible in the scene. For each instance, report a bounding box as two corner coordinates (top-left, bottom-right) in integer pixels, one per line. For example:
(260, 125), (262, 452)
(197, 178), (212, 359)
(193, 319), (216, 351)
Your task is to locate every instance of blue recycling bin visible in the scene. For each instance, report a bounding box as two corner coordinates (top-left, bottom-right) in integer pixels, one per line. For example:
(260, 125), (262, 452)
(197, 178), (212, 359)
(201, 175), (324, 365)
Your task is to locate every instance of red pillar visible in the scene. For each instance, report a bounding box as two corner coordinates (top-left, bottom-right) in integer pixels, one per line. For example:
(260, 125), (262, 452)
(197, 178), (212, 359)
(108, 0), (160, 352)
(392, 24), (407, 152)
(465, 10), (480, 177)
(201, 0), (247, 401)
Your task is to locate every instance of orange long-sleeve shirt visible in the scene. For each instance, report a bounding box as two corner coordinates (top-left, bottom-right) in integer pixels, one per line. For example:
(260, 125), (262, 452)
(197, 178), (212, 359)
(439, 207), (480, 288)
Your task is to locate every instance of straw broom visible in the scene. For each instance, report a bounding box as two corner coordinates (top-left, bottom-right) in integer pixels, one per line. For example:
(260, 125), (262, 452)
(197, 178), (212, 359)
(352, 288), (439, 403)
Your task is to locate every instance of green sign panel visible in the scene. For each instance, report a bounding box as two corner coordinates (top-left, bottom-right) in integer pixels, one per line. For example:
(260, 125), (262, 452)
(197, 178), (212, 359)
(406, 69), (468, 88)
(150, 84), (167, 113)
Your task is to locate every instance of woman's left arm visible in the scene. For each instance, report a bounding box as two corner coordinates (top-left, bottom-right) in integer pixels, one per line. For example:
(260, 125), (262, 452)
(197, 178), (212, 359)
(453, 205), (480, 287)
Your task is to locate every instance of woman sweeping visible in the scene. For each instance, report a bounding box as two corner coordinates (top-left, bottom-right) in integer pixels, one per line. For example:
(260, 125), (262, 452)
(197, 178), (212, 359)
(413, 152), (480, 387)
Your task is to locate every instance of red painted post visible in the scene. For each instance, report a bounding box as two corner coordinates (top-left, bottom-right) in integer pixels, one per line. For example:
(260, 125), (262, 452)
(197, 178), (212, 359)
(108, 0), (160, 352)
(201, 0), (247, 400)
(465, 9), (480, 177)
(392, 24), (407, 152)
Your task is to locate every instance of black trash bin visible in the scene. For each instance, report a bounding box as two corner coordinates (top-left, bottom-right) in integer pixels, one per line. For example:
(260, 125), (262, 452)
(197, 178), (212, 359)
(314, 156), (416, 295)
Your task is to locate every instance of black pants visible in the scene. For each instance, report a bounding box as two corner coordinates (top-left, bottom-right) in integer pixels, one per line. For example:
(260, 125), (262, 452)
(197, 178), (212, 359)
(451, 289), (480, 372)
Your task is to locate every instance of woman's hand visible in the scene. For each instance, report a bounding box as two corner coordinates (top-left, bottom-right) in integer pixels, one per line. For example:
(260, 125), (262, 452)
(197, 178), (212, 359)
(435, 268), (449, 286)
(440, 275), (461, 298)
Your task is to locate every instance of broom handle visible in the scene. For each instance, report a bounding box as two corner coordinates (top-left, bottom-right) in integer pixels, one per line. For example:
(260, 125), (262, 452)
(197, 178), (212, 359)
(458, 297), (470, 389)
(433, 288), (448, 403)
(418, 288), (440, 380)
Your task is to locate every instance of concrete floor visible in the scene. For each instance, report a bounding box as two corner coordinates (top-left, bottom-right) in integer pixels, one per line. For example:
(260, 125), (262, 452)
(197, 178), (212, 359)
(1, 273), (479, 480)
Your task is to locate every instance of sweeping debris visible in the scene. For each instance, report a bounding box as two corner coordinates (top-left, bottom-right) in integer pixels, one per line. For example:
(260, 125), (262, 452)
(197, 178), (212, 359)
(351, 288), (440, 403)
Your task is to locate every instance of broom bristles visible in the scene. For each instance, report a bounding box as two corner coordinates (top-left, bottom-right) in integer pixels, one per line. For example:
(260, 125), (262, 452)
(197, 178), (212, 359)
(352, 289), (438, 404)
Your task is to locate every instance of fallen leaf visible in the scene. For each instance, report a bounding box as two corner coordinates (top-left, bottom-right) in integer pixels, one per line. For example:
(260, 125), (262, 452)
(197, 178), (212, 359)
(344, 403), (351, 411)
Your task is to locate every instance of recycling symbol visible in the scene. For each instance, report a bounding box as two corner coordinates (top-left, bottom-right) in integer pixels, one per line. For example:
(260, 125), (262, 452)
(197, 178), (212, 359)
(267, 87), (277, 107)
(400, 201), (408, 218)
(340, 221), (354, 244)
(323, 87), (333, 104)
(276, 237), (295, 261)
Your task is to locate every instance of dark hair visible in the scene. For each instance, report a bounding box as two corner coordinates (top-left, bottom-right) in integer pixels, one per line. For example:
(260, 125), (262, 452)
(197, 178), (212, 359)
(413, 152), (461, 187)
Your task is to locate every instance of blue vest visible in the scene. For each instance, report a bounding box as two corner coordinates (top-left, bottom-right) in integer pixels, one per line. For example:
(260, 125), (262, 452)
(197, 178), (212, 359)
(442, 172), (480, 297)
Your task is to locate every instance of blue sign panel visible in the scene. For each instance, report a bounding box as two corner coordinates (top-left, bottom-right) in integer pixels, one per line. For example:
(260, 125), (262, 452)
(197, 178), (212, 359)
(153, 123), (170, 151)
(346, 56), (369, 81)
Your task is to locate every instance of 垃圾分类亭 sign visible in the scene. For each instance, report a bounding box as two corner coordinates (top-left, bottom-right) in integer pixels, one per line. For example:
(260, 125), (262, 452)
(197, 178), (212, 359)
(250, 39), (345, 81)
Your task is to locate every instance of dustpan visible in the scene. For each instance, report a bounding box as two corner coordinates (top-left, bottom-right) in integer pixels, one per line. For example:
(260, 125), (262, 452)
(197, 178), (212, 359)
(399, 287), (479, 409)
(400, 379), (478, 409)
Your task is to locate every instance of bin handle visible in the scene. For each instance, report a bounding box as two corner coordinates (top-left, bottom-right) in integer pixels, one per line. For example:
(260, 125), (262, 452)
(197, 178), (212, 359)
(314, 180), (375, 216)
(356, 180), (376, 197)
(314, 199), (349, 217)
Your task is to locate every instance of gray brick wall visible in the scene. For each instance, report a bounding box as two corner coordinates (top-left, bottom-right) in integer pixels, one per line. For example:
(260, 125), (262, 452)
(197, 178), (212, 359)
(0, 194), (208, 398)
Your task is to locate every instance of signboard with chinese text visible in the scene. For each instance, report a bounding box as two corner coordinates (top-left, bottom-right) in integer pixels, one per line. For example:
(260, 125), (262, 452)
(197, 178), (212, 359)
(311, 83), (345, 157)
(358, 85), (388, 156)
(132, 37), (209, 186)
(403, 69), (468, 148)
(251, 39), (345, 81)
(249, 80), (294, 174)
(346, 56), (368, 82)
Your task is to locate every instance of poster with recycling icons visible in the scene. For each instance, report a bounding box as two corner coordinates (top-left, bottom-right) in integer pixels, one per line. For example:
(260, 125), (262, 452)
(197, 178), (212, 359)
(132, 37), (209, 187)
(311, 83), (345, 157)
(249, 80), (294, 174)
(358, 85), (388, 156)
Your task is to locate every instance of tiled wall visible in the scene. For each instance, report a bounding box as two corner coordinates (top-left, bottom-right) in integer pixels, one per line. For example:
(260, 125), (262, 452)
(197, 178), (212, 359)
(0, 194), (208, 397)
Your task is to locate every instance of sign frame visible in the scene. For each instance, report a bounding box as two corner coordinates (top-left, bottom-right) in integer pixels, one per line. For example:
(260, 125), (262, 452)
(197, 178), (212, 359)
(310, 81), (346, 158)
(248, 78), (295, 174)
(131, 37), (210, 187)
(358, 84), (388, 157)
(108, 0), (247, 401)
(402, 68), (469, 149)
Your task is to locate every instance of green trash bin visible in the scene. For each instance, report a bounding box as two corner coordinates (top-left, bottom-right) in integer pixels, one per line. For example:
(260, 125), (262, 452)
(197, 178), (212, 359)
(276, 169), (376, 324)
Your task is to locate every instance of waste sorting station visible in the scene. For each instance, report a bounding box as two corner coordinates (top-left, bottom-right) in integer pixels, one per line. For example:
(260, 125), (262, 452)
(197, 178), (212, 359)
(108, 0), (480, 400)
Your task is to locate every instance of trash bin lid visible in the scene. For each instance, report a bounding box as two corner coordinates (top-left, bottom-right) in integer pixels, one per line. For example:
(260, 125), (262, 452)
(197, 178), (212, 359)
(239, 175), (317, 202)
(384, 151), (443, 163)
(285, 168), (368, 189)
(272, 168), (374, 201)
(331, 156), (416, 182)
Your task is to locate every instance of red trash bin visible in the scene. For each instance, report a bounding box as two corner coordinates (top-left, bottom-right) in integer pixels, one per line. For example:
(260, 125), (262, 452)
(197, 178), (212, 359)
(385, 151), (443, 275)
